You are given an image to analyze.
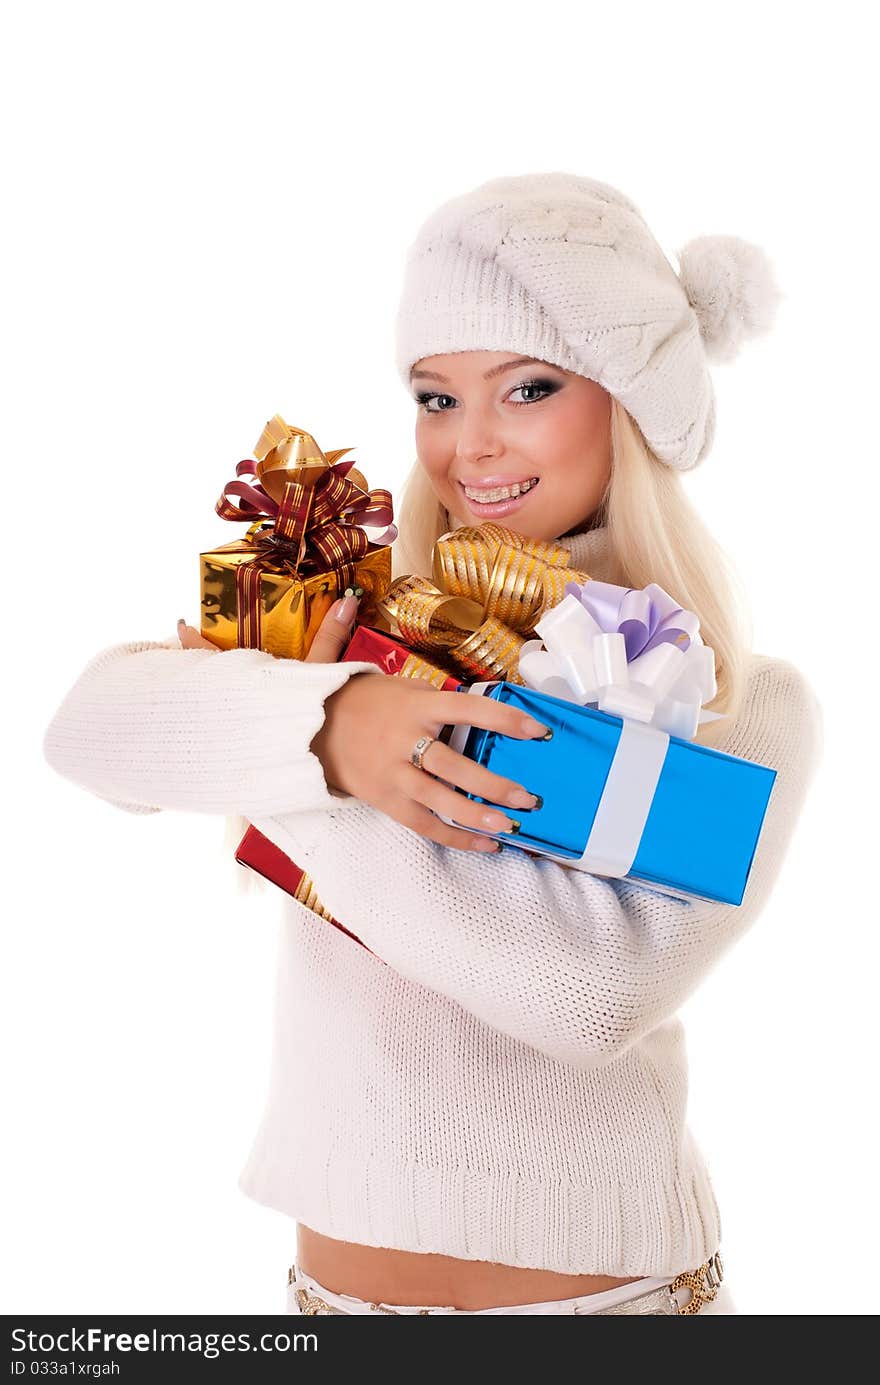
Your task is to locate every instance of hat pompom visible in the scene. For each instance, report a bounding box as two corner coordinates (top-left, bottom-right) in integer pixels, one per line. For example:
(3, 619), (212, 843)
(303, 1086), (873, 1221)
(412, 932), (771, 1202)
(677, 234), (783, 364)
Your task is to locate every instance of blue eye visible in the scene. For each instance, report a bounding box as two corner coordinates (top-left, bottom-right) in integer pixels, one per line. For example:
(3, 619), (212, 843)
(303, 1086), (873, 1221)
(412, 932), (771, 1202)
(414, 378), (560, 413)
(509, 380), (559, 405)
(415, 391), (456, 412)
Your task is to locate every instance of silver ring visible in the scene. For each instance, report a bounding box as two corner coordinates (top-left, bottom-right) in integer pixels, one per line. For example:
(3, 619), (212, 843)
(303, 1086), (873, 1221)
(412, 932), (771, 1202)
(410, 734), (436, 771)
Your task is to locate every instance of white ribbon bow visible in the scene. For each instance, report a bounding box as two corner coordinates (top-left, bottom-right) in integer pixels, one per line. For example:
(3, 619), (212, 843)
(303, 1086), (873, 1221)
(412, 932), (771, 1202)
(517, 590), (724, 741)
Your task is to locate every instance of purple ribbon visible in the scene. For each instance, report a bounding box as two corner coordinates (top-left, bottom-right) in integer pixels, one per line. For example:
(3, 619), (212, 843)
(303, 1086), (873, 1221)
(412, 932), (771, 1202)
(562, 578), (700, 660)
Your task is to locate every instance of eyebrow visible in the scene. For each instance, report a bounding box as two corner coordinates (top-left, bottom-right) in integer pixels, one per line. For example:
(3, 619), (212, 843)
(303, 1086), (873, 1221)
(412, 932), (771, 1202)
(410, 355), (552, 384)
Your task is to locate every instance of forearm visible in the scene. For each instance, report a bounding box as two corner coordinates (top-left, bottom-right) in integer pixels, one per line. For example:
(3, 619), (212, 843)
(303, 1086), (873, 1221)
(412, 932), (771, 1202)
(43, 635), (383, 817)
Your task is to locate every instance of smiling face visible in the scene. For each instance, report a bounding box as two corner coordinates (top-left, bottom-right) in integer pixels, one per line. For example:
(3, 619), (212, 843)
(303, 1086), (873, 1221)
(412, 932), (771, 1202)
(409, 351), (613, 542)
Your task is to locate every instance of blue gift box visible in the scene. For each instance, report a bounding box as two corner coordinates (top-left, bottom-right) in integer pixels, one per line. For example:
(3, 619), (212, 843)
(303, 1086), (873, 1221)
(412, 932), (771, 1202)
(444, 682), (777, 906)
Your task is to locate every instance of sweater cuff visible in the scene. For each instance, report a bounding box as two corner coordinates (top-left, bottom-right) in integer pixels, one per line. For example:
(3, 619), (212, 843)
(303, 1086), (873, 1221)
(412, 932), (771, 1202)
(42, 638), (384, 818)
(239, 655), (384, 815)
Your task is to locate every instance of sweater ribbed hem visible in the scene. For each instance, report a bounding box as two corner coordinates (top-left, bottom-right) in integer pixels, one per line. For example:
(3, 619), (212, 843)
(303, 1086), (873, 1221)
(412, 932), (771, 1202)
(237, 1142), (721, 1279)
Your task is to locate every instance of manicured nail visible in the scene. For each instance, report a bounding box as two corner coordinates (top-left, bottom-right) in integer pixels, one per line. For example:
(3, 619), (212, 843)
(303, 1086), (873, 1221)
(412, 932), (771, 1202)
(177, 617), (186, 629)
(508, 787), (539, 810)
(353, 585), (364, 597)
(520, 716), (550, 737)
(334, 593), (359, 623)
(473, 837), (500, 852)
(482, 811), (518, 833)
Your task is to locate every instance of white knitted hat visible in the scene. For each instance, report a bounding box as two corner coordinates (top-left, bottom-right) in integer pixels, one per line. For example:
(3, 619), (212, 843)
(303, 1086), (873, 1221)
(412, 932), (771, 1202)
(394, 172), (783, 471)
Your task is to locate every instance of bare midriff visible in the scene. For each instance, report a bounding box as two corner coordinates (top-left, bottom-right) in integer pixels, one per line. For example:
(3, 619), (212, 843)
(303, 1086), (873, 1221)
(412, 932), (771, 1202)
(296, 1223), (646, 1311)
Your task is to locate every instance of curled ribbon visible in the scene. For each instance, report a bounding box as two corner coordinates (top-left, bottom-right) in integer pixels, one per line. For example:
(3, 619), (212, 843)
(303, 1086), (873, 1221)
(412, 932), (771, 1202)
(376, 522), (592, 683)
(517, 578), (724, 740)
(213, 415), (398, 649)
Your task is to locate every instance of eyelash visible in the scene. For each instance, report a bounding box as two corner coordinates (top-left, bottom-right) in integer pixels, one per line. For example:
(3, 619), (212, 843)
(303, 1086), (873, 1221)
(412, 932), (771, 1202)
(414, 378), (560, 413)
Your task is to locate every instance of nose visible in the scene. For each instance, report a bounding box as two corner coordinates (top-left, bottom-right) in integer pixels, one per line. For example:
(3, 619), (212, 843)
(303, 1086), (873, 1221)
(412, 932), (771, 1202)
(453, 401), (503, 467)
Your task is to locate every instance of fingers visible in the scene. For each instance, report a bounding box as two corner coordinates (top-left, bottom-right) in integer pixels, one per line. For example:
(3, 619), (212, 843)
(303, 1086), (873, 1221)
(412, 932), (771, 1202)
(392, 796), (502, 853)
(303, 588), (361, 663)
(177, 619), (220, 650)
(401, 764), (523, 838)
(423, 688), (553, 741)
(418, 738), (540, 812)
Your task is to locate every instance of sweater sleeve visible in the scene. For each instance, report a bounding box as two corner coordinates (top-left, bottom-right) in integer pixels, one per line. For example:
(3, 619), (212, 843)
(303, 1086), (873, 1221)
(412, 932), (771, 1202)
(42, 634), (384, 817)
(251, 654), (823, 1071)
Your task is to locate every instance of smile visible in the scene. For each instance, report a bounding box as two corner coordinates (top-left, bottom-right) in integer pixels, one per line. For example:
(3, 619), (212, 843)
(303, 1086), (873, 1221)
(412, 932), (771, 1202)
(459, 476), (540, 503)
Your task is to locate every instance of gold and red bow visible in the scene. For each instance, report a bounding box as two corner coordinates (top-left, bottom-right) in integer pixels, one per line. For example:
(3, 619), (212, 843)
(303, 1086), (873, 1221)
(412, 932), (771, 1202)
(376, 522), (592, 684)
(214, 415), (396, 648)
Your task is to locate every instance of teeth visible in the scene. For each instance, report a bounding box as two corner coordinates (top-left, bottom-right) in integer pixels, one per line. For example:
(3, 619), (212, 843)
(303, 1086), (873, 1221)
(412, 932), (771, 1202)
(463, 478), (538, 502)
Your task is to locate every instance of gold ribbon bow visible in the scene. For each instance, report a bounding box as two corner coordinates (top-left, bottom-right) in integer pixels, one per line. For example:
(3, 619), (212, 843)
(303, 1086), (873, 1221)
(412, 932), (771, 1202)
(216, 415), (395, 571)
(214, 415), (396, 649)
(376, 522), (592, 684)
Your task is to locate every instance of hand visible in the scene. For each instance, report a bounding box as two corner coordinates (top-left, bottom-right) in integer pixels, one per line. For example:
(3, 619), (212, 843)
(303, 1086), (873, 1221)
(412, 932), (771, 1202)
(310, 667), (549, 853)
(303, 588), (360, 663)
(177, 618), (219, 649)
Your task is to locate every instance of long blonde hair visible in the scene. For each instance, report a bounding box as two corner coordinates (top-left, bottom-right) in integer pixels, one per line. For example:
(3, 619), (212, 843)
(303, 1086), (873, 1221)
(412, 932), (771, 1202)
(225, 394), (752, 895)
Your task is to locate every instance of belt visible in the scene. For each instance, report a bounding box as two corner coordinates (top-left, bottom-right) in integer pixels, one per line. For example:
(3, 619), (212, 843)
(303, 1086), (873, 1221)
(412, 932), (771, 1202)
(595, 1252), (725, 1315)
(288, 1250), (724, 1316)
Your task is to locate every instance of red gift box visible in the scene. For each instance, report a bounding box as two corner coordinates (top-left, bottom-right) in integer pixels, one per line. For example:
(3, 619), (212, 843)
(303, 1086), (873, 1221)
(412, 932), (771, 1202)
(234, 626), (462, 945)
(233, 823), (375, 953)
(343, 625), (462, 690)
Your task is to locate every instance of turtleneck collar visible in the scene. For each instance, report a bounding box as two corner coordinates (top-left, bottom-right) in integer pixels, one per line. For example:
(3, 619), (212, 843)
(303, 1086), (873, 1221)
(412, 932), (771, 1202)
(558, 519), (613, 580)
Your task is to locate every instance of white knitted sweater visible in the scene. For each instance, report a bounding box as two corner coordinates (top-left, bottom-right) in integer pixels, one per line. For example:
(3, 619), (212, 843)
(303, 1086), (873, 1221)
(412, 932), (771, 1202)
(42, 523), (823, 1277)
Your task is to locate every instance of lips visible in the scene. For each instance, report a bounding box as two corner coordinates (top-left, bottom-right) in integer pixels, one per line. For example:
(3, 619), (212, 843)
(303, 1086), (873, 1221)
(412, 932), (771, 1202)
(458, 476), (540, 503)
(454, 475), (541, 519)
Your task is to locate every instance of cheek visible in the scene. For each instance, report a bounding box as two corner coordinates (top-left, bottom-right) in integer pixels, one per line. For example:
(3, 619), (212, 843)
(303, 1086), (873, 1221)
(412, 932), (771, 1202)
(537, 455), (605, 529)
(416, 427), (453, 485)
(415, 419), (439, 459)
(553, 396), (603, 449)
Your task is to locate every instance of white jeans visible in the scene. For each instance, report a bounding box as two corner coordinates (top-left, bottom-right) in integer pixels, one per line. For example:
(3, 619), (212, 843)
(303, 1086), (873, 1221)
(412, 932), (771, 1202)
(286, 1262), (738, 1316)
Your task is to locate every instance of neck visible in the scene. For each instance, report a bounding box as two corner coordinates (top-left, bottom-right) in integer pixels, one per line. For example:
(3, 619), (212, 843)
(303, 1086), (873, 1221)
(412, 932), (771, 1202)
(558, 517), (613, 579)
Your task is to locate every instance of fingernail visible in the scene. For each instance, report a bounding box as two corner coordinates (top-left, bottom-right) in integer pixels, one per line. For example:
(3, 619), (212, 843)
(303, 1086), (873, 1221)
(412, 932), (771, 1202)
(334, 593), (359, 623)
(508, 787), (539, 810)
(473, 837), (501, 852)
(177, 617), (186, 630)
(520, 716), (551, 738)
(482, 811), (518, 833)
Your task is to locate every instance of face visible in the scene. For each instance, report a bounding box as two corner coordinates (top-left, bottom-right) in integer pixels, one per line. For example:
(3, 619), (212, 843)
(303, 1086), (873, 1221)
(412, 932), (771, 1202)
(409, 351), (613, 542)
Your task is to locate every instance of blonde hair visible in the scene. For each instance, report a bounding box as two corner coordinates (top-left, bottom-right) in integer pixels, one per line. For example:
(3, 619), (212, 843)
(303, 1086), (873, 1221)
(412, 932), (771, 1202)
(224, 393), (753, 896)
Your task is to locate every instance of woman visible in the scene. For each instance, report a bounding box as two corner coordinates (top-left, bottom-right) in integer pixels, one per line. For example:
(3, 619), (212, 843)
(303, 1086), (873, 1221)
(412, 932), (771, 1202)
(45, 172), (822, 1315)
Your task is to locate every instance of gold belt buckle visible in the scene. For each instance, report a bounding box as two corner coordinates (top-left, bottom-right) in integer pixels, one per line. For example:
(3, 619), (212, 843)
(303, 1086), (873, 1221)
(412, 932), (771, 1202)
(288, 1265), (347, 1315)
(294, 1286), (347, 1315)
(668, 1250), (724, 1314)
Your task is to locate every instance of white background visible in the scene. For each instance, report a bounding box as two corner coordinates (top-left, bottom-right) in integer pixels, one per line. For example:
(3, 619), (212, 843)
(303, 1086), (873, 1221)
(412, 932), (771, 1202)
(4, 0), (876, 1317)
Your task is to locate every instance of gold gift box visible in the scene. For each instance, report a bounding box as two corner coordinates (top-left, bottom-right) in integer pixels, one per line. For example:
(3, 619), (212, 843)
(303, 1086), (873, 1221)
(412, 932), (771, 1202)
(200, 415), (395, 659)
(200, 536), (392, 660)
